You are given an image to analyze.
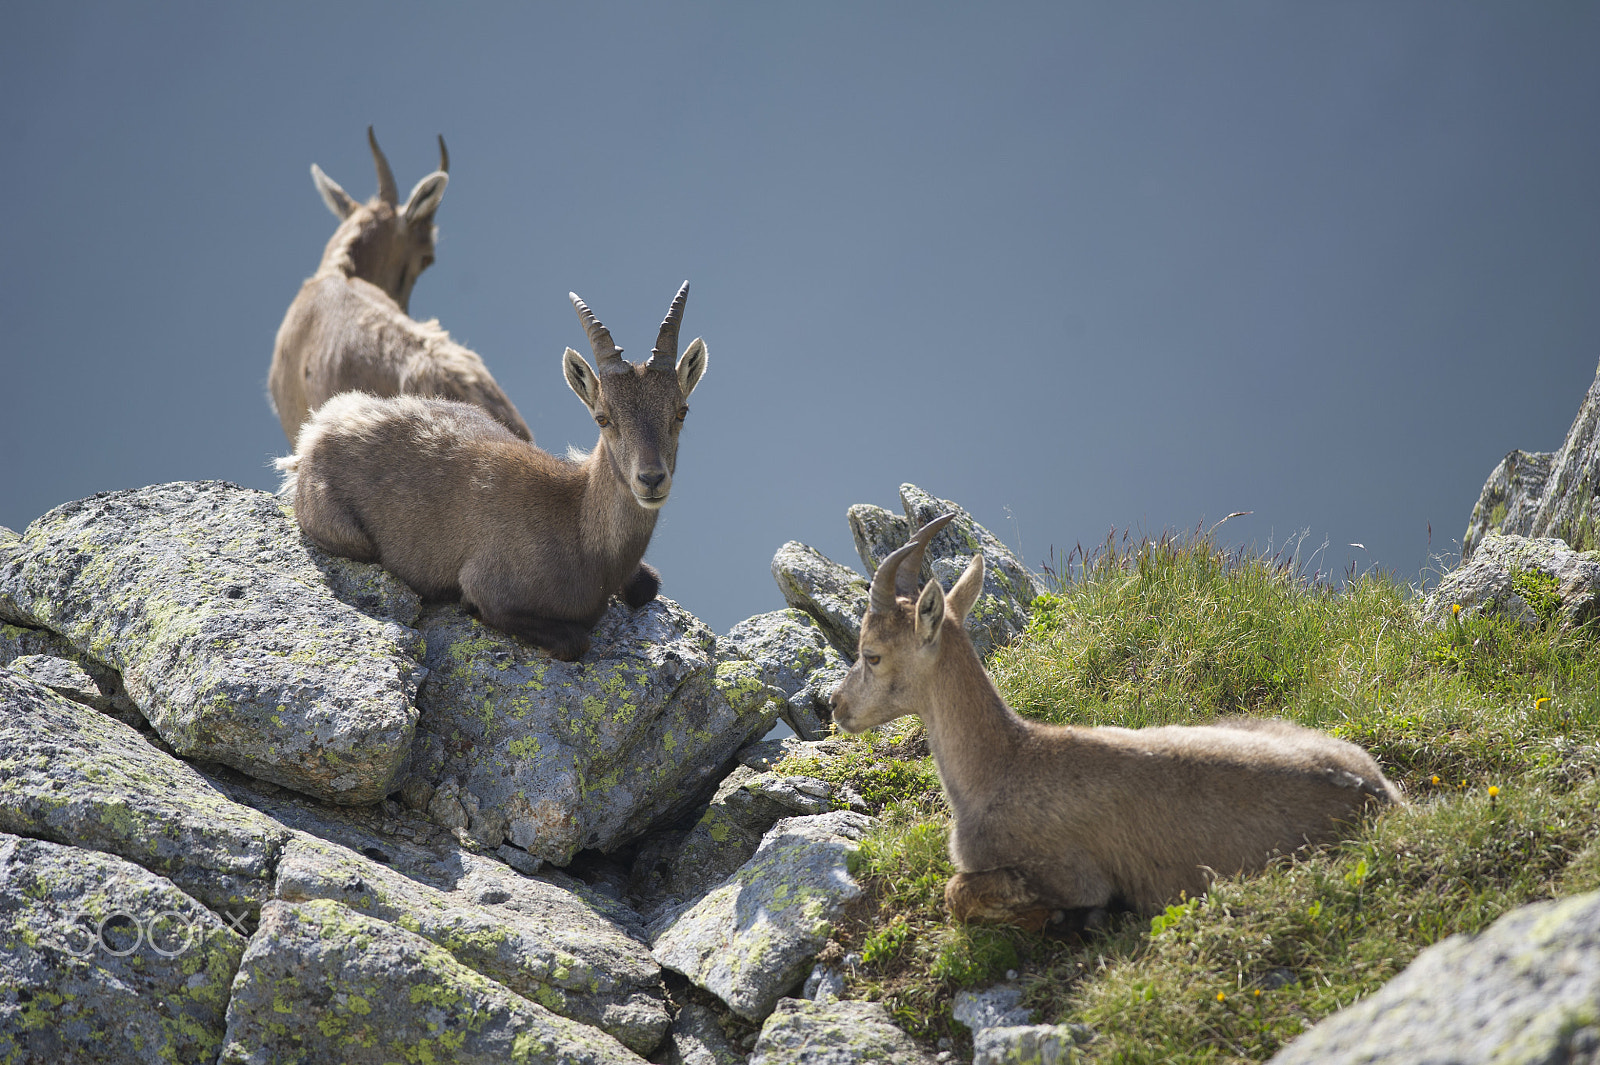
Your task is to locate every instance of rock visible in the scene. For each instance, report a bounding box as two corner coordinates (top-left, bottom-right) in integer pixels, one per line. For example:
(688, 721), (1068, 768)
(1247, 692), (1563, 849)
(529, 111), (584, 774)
(655, 1002), (746, 1065)
(801, 963), (846, 1003)
(0, 622), (140, 723)
(1463, 358), (1600, 561)
(720, 609), (853, 739)
(854, 485), (1047, 659)
(1422, 533), (1600, 629)
(1269, 889), (1600, 1065)
(973, 1024), (1093, 1065)
(0, 832), (246, 1065)
(770, 542), (871, 659)
(0, 671), (290, 919)
(0, 482), (426, 804)
(407, 599), (782, 867)
(219, 898), (647, 1065)
(652, 811), (874, 1022)
(748, 998), (937, 1064)
(631, 766), (859, 928)
(736, 737), (851, 773)
(953, 983), (1033, 1034)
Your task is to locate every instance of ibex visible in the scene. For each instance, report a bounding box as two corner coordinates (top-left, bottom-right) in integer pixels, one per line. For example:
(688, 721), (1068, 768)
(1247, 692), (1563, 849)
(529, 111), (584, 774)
(268, 127), (531, 444)
(278, 283), (707, 662)
(830, 515), (1402, 927)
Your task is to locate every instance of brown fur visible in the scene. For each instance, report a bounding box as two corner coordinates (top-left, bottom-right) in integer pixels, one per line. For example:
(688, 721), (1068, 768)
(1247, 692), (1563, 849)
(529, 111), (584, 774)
(830, 517), (1402, 924)
(277, 285), (707, 662)
(267, 128), (531, 444)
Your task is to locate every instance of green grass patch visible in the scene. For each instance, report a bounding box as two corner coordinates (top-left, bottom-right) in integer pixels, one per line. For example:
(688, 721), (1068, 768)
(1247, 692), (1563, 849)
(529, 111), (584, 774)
(815, 527), (1600, 1062)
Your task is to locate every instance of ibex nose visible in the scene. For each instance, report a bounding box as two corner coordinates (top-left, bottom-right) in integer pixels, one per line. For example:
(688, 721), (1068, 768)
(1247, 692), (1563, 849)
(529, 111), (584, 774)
(637, 471), (667, 492)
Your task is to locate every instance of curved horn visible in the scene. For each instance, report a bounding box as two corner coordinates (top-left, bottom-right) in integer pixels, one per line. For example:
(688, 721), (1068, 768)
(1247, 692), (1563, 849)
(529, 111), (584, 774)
(437, 134), (450, 175)
(868, 514), (954, 614)
(368, 126), (399, 205)
(647, 280), (690, 370)
(569, 292), (626, 371)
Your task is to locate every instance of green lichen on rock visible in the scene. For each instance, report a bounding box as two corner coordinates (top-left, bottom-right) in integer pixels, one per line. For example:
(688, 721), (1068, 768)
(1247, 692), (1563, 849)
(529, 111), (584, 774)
(219, 899), (645, 1065)
(749, 997), (938, 1064)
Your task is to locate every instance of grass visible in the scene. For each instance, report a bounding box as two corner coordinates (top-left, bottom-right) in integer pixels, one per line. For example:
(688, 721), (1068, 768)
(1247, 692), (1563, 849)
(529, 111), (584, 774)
(777, 528), (1600, 1062)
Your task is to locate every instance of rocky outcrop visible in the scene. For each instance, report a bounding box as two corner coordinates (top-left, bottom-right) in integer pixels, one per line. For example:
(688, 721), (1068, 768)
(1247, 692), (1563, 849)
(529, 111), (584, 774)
(653, 811), (874, 1021)
(1464, 359), (1600, 561)
(748, 998), (938, 1064)
(0, 482), (425, 804)
(1269, 889), (1600, 1064)
(1422, 532), (1600, 629)
(405, 601), (783, 866)
(0, 832), (246, 1065)
(718, 609), (851, 740)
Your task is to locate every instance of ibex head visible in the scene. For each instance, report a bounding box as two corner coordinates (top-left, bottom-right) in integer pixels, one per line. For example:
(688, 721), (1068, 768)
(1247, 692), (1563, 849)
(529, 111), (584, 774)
(310, 126), (449, 313)
(562, 281), (709, 510)
(831, 514), (986, 732)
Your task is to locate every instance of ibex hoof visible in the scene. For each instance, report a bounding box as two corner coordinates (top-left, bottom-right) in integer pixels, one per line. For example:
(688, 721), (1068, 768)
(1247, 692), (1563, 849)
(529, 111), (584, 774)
(945, 869), (1048, 929)
(623, 564), (660, 609)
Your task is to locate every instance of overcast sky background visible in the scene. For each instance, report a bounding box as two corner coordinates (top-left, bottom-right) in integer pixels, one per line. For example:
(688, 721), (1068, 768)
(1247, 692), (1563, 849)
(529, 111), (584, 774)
(3, 4), (1598, 636)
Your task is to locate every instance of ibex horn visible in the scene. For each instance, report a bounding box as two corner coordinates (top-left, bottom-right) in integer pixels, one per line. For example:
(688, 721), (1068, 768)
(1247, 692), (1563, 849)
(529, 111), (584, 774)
(648, 281), (690, 370)
(437, 134), (450, 175)
(569, 293), (626, 371)
(869, 513), (954, 614)
(368, 126), (399, 205)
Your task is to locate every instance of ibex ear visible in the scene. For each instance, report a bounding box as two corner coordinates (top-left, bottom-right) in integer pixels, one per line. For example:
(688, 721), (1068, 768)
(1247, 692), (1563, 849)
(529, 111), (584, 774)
(915, 579), (946, 645)
(402, 172), (448, 224)
(677, 338), (708, 398)
(311, 164), (359, 219)
(563, 348), (602, 412)
(947, 554), (985, 623)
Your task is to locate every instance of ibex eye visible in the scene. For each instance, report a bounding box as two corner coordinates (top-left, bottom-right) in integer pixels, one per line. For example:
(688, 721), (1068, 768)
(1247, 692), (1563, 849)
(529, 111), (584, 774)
(595, 414), (611, 428)
(676, 407), (689, 422)
(865, 654), (881, 666)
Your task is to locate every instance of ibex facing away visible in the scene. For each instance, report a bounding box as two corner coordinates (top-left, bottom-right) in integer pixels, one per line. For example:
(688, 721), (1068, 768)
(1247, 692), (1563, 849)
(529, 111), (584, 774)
(278, 283), (707, 662)
(830, 516), (1402, 927)
(269, 127), (530, 444)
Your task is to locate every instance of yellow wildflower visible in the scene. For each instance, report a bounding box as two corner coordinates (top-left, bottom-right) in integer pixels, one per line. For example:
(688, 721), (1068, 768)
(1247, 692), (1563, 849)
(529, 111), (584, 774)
(1452, 603), (1462, 616)
(1488, 785), (1500, 798)
(1216, 991), (1226, 1003)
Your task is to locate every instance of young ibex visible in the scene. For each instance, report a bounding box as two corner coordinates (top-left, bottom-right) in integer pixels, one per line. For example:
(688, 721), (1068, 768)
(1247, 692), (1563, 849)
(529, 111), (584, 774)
(278, 282), (707, 661)
(268, 127), (531, 444)
(830, 515), (1402, 927)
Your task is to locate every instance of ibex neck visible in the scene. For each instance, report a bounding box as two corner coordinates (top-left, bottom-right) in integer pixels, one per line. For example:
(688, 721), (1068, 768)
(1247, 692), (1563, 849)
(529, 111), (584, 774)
(922, 631), (1029, 810)
(579, 437), (658, 565)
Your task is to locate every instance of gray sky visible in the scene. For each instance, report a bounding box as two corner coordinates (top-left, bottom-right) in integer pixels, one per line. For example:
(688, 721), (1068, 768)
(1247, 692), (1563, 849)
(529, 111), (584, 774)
(4, 4), (1598, 635)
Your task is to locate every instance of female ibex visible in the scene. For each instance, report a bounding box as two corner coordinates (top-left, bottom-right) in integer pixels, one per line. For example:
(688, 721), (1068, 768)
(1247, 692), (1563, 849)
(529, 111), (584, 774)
(830, 516), (1401, 927)
(269, 127), (531, 444)
(278, 283), (706, 662)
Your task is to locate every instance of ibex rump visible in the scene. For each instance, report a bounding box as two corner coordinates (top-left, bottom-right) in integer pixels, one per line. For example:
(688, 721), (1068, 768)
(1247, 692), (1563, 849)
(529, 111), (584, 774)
(830, 515), (1401, 927)
(278, 283), (706, 662)
(269, 127), (530, 443)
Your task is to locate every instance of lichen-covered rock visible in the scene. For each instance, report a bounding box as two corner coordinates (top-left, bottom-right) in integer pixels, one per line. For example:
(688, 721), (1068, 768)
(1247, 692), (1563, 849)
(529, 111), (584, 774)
(0, 832), (246, 1065)
(631, 766), (858, 929)
(770, 542), (871, 659)
(655, 1002), (745, 1065)
(652, 811), (874, 1022)
(0, 671), (290, 919)
(1422, 533), (1600, 629)
(273, 836), (669, 1053)
(856, 484), (1047, 659)
(748, 998), (937, 1064)
(954, 983), (1033, 1035)
(219, 898), (647, 1065)
(0, 622), (140, 722)
(0, 482), (426, 804)
(1463, 359), (1600, 561)
(973, 1024), (1093, 1065)
(1269, 889), (1600, 1065)
(408, 599), (782, 867)
(719, 609), (852, 739)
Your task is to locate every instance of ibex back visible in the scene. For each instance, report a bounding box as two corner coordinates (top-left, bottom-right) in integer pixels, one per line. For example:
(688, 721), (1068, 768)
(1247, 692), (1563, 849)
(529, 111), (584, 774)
(830, 515), (1402, 927)
(279, 283), (707, 661)
(268, 127), (530, 443)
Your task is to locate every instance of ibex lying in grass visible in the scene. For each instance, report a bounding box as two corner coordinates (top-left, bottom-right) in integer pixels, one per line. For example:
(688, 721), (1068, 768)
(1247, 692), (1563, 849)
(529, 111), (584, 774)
(269, 127), (531, 444)
(830, 516), (1402, 927)
(278, 283), (707, 661)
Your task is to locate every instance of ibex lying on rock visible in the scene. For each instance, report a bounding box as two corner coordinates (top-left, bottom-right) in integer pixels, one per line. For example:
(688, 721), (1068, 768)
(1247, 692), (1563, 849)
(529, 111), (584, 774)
(269, 127), (531, 443)
(278, 282), (707, 661)
(830, 515), (1402, 927)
